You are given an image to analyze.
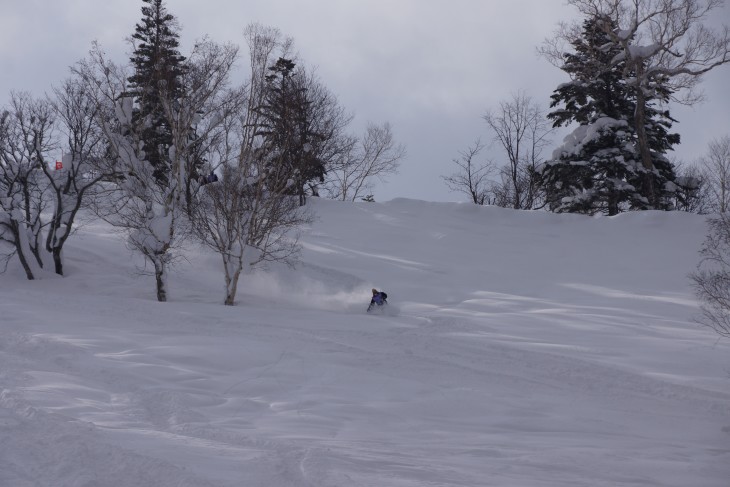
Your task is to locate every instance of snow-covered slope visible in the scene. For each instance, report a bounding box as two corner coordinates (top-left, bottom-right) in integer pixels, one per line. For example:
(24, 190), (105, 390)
(1, 199), (728, 487)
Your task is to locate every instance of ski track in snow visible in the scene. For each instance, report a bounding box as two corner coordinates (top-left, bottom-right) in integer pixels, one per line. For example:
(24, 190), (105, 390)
(1, 199), (729, 486)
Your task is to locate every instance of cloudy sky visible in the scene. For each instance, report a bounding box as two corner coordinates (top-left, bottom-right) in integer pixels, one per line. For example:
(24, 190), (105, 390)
(1, 0), (728, 202)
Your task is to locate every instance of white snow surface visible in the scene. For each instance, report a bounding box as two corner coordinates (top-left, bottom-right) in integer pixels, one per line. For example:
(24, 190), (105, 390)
(1, 198), (729, 487)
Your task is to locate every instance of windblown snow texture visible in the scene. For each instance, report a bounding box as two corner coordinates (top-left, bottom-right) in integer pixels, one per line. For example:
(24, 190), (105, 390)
(1, 199), (728, 486)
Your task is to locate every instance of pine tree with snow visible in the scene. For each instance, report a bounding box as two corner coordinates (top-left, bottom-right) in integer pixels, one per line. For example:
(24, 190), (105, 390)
(127, 0), (187, 186)
(255, 58), (326, 206)
(540, 16), (681, 215)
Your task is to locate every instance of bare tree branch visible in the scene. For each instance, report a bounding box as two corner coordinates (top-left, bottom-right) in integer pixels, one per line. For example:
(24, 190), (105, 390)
(691, 212), (730, 338)
(442, 138), (495, 205)
(325, 122), (405, 201)
(699, 135), (730, 212)
(482, 91), (553, 209)
(0, 92), (55, 279)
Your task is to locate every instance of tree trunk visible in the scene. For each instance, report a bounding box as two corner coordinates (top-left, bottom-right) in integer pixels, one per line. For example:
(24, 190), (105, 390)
(608, 198), (619, 216)
(633, 81), (656, 207)
(52, 247), (63, 276)
(17, 252), (35, 280)
(154, 259), (167, 302)
(223, 259), (242, 306)
(10, 219), (40, 280)
(12, 224), (36, 280)
(224, 272), (240, 306)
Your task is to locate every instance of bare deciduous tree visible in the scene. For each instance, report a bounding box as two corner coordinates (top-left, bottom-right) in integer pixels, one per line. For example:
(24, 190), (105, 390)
(240, 23), (293, 158)
(442, 139), (495, 205)
(0, 92), (55, 279)
(672, 160), (711, 213)
(699, 135), (730, 213)
(691, 212), (730, 338)
(181, 27), (313, 306)
(76, 45), (177, 301)
(566, 0), (730, 205)
(325, 122), (405, 201)
(192, 159), (310, 306)
(482, 91), (553, 209)
(76, 40), (241, 302)
(41, 76), (114, 275)
(162, 39), (243, 212)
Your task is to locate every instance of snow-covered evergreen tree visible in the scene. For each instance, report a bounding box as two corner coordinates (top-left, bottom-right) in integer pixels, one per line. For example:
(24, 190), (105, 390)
(127, 0), (187, 187)
(565, 0), (729, 208)
(540, 16), (681, 215)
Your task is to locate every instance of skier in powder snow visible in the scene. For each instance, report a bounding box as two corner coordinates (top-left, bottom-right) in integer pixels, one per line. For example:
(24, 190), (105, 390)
(367, 288), (388, 312)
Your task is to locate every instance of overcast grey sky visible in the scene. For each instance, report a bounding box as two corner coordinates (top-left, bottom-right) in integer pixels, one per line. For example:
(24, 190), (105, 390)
(1, 0), (728, 202)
